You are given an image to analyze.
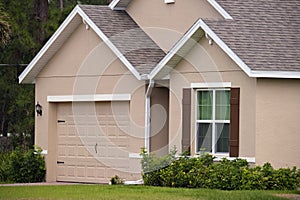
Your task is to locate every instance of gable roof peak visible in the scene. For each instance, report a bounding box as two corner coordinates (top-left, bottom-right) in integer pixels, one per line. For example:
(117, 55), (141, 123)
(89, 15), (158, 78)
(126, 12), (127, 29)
(19, 5), (165, 83)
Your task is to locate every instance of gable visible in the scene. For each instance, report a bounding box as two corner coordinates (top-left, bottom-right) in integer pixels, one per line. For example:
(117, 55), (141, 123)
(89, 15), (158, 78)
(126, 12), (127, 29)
(150, 19), (300, 79)
(19, 5), (165, 83)
(38, 23), (129, 79)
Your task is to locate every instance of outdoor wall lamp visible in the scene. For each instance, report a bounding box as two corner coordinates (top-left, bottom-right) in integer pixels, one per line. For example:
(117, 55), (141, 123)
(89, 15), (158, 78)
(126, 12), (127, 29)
(36, 102), (42, 116)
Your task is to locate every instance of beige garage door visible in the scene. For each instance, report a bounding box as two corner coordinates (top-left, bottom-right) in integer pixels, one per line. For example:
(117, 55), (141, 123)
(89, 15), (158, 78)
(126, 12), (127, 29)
(56, 101), (140, 183)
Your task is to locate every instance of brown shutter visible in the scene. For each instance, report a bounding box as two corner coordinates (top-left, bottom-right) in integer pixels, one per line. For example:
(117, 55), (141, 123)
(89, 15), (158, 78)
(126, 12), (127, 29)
(182, 88), (191, 154)
(229, 88), (240, 157)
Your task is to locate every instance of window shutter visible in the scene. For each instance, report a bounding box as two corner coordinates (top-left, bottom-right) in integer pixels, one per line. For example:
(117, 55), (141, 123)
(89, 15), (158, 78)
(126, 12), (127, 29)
(229, 88), (240, 157)
(182, 88), (191, 154)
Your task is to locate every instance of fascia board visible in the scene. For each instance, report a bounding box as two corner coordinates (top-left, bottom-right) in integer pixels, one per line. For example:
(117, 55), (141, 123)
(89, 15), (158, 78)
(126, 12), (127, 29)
(108, 0), (121, 10)
(207, 0), (233, 20)
(250, 70), (300, 79)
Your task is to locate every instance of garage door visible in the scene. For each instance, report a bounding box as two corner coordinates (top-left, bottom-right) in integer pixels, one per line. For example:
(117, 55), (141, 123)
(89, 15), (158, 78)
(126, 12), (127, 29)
(56, 102), (140, 183)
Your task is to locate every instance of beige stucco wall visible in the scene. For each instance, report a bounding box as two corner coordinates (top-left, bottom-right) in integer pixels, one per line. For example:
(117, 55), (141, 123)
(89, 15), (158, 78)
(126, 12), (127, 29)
(35, 23), (145, 182)
(169, 37), (257, 158)
(256, 79), (300, 168)
(126, 0), (223, 52)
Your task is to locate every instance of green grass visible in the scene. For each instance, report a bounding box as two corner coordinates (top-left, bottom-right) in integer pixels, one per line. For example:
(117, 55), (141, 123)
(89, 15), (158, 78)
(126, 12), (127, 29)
(0, 185), (298, 200)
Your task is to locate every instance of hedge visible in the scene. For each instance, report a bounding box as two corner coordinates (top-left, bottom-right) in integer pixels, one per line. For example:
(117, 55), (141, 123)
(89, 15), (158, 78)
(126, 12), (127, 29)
(0, 147), (46, 183)
(141, 150), (300, 190)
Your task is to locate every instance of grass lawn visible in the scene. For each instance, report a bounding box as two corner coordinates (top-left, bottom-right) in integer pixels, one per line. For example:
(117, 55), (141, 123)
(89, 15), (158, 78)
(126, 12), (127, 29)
(0, 185), (299, 200)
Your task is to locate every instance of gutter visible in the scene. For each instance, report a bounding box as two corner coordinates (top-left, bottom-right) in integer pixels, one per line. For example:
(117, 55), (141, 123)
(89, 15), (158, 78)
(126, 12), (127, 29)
(145, 79), (154, 153)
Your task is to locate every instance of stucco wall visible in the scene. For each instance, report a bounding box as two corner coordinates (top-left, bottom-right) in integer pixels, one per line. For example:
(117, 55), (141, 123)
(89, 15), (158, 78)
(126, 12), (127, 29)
(35, 23), (145, 181)
(256, 79), (300, 168)
(126, 0), (222, 52)
(169, 37), (257, 158)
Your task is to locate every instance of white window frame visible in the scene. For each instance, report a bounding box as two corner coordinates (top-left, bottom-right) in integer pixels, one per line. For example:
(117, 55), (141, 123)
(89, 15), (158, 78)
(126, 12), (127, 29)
(195, 88), (230, 156)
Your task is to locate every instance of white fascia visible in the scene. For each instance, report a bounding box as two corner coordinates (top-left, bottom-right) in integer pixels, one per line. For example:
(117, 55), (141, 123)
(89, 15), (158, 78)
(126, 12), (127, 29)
(207, 0), (233, 20)
(77, 8), (142, 80)
(47, 94), (131, 102)
(250, 70), (300, 79)
(108, 0), (120, 10)
(18, 6), (81, 84)
(109, 0), (127, 10)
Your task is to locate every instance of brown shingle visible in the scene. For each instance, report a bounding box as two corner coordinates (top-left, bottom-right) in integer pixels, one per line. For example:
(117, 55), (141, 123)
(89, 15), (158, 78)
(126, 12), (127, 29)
(205, 0), (300, 72)
(79, 5), (166, 75)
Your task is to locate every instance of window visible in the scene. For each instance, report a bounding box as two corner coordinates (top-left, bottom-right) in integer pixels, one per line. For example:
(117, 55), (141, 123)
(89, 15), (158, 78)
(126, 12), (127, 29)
(196, 89), (230, 154)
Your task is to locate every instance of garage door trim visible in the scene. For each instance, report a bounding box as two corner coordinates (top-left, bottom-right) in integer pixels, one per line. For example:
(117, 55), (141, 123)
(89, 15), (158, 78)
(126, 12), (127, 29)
(47, 94), (131, 102)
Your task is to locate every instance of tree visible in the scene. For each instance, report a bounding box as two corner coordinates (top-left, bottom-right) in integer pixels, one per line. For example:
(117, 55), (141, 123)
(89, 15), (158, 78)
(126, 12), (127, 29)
(0, 4), (10, 47)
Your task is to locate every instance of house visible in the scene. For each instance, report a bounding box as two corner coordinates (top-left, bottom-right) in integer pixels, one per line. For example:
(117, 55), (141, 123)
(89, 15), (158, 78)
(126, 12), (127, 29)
(19, 0), (300, 183)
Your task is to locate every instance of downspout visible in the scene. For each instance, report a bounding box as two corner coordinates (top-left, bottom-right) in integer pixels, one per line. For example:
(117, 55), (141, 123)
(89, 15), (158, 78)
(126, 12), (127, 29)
(145, 79), (154, 153)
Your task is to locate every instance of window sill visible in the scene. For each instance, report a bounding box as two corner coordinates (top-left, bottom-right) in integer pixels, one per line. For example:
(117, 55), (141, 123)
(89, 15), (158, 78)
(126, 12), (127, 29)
(213, 155), (255, 163)
(194, 153), (255, 163)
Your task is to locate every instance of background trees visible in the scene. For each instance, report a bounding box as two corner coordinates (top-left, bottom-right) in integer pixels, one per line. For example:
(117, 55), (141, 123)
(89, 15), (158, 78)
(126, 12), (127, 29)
(0, 0), (109, 150)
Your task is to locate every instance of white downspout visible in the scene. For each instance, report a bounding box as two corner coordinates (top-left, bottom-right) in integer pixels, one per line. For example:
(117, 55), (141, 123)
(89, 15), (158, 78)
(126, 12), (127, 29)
(145, 79), (154, 153)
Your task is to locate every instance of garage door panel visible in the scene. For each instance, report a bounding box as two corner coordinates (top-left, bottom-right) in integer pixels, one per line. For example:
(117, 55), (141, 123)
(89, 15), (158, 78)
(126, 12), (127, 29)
(56, 102), (139, 183)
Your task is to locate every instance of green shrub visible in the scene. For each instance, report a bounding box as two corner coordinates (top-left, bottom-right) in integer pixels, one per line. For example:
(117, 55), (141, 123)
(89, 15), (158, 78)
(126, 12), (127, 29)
(110, 175), (124, 185)
(141, 150), (300, 190)
(0, 153), (10, 182)
(0, 147), (46, 183)
(140, 147), (176, 186)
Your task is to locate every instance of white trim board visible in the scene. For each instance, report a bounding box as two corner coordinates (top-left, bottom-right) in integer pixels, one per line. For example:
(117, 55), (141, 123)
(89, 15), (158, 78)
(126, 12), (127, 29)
(214, 156), (256, 163)
(207, 0), (233, 20)
(191, 82), (231, 88)
(47, 94), (131, 102)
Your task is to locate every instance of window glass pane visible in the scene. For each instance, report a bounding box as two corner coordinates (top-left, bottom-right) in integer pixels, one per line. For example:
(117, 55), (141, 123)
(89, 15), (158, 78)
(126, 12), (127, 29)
(197, 123), (212, 152)
(216, 123), (230, 153)
(215, 90), (230, 120)
(197, 91), (213, 120)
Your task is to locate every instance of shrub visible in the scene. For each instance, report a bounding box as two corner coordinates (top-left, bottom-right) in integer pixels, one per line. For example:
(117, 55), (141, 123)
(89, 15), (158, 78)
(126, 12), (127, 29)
(110, 175), (124, 185)
(141, 150), (300, 190)
(140, 147), (176, 186)
(0, 153), (10, 182)
(0, 147), (46, 183)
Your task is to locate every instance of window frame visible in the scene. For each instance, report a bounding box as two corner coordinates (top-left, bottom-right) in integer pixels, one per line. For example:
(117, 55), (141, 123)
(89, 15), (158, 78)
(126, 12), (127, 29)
(195, 88), (230, 156)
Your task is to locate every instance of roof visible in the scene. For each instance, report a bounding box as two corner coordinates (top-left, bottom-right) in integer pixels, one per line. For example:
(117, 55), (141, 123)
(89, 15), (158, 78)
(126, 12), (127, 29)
(19, 5), (165, 83)
(205, 0), (300, 72)
(151, 0), (300, 79)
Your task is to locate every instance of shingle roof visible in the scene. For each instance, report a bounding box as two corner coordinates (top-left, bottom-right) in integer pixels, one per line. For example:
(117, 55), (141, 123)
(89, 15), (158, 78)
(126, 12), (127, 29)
(79, 5), (166, 75)
(204, 0), (300, 72)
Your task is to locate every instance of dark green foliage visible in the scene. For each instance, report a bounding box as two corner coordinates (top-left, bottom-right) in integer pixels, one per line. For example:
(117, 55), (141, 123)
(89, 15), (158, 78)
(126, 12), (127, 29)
(140, 147), (177, 186)
(110, 175), (124, 185)
(141, 151), (300, 190)
(0, 147), (46, 183)
(0, 152), (10, 182)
